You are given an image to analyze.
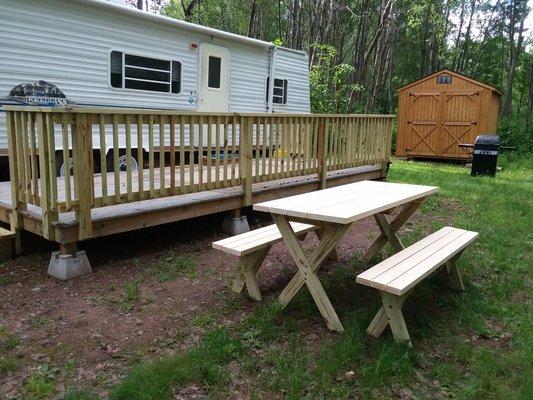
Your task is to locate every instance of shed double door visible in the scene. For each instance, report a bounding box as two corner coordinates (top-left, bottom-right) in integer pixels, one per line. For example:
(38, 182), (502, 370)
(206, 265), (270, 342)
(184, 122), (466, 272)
(406, 91), (481, 158)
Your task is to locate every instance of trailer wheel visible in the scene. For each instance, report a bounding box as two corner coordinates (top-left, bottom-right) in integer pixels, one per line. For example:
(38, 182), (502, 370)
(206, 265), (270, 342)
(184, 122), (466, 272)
(56, 151), (101, 177)
(56, 153), (74, 177)
(107, 153), (138, 172)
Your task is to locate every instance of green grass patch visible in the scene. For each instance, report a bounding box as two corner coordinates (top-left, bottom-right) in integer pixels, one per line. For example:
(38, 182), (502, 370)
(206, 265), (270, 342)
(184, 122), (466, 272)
(25, 373), (55, 399)
(151, 253), (197, 282)
(0, 355), (21, 374)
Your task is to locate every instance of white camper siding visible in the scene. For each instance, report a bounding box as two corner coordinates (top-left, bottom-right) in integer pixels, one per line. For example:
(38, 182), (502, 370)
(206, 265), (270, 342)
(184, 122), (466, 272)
(224, 42), (270, 112)
(272, 48), (311, 113)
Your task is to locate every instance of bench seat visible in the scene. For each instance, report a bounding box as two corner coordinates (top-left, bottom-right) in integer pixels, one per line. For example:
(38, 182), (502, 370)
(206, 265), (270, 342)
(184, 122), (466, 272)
(213, 222), (317, 301)
(357, 226), (478, 346)
(213, 222), (315, 256)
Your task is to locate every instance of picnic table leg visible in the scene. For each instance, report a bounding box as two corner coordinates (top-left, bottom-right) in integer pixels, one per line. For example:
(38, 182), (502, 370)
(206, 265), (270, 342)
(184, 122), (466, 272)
(315, 228), (340, 261)
(232, 246), (271, 301)
(364, 197), (427, 261)
(277, 223), (349, 307)
(273, 214), (349, 333)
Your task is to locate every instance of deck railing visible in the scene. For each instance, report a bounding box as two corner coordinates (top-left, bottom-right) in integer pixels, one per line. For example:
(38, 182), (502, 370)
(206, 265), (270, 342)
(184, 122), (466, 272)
(4, 106), (393, 241)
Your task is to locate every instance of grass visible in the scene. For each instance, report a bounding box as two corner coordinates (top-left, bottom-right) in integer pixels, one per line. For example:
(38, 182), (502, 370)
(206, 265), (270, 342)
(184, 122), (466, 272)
(64, 154), (531, 399)
(151, 253), (197, 282)
(25, 374), (55, 399)
(119, 281), (141, 311)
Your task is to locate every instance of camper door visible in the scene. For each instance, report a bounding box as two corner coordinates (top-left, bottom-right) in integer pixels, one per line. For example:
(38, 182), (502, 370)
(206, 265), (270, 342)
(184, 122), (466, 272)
(198, 44), (230, 112)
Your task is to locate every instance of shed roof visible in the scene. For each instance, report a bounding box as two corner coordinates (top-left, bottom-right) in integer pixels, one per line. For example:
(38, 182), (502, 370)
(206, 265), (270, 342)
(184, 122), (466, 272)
(397, 69), (502, 95)
(71, 0), (306, 55)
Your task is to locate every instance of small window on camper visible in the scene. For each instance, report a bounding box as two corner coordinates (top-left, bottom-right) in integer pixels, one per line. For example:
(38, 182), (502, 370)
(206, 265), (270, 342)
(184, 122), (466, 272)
(437, 75), (452, 84)
(110, 51), (122, 88)
(109, 51), (181, 94)
(208, 56), (222, 89)
(266, 77), (288, 104)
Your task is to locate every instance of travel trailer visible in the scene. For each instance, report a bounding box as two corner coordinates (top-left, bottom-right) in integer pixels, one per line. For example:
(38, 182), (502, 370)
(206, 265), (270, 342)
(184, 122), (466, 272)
(0, 0), (311, 176)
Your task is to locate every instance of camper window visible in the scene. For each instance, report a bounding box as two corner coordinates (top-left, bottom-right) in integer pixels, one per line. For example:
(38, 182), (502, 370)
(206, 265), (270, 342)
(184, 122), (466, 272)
(208, 56), (222, 89)
(109, 51), (181, 94)
(266, 77), (288, 104)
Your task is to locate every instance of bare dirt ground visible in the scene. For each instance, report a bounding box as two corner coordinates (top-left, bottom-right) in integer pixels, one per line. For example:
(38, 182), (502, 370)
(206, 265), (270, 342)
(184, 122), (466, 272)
(0, 208), (434, 399)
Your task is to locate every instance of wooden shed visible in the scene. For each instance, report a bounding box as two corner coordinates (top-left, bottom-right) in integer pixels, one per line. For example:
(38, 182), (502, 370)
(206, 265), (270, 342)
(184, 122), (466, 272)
(396, 69), (501, 160)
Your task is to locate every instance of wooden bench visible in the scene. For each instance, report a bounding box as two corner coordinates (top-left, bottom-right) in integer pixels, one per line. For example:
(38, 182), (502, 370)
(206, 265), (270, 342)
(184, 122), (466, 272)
(356, 226), (478, 346)
(213, 222), (319, 301)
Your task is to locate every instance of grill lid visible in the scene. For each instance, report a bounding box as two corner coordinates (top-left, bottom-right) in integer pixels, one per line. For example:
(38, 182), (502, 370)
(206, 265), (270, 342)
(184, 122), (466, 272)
(474, 135), (500, 146)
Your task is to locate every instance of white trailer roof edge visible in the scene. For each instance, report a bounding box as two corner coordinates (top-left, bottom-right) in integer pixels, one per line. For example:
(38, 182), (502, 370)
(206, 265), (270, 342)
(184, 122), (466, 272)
(75, 0), (307, 56)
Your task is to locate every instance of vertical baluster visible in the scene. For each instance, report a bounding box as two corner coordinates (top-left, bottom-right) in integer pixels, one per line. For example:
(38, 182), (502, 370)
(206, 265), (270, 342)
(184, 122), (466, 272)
(303, 117), (310, 174)
(148, 114), (155, 198)
(98, 115), (108, 202)
(46, 114), (57, 211)
(18, 113), (29, 203)
(254, 117), (260, 181)
(28, 113), (39, 202)
(112, 114), (120, 202)
(223, 117), (228, 186)
(261, 116), (267, 181)
(275, 118), (281, 179)
(170, 115), (176, 192)
(137, 115), (144, 199)
(159, 115), (165, 196)
(125, 114), (133, 201)
(207, 115), (212, 189)
(198, 116), (204, 190)
(215, 116), (221, 188)
(179, 116), (185, 193)
(61, 115), (72, 209)
(267, 116), (273, 178)
(188, 115), (195, 190)
(231, 117), (237, 185)
(282, 117), (289, 177)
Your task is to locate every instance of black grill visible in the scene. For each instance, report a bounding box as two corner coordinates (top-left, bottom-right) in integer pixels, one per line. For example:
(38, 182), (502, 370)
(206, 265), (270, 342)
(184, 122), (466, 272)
(471, 135), (500, 176)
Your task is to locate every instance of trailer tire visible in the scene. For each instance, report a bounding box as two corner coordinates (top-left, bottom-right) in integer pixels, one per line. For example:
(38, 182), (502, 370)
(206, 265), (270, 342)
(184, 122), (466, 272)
(106, 152), (138, 173)
(56, 152), (73, 177)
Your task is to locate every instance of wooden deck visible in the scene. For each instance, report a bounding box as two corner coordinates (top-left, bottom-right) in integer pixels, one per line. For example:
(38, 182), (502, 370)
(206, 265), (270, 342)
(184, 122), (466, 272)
(2, 106), (393, 262)
(0, 163), (386, 245)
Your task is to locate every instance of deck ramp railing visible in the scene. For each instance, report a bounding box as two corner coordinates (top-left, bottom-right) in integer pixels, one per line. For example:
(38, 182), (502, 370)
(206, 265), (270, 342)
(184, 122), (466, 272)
(4, 106), (393, 241)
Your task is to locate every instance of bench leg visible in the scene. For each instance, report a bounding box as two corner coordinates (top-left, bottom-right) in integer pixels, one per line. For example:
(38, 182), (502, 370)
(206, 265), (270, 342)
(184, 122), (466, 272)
(367, 291), (411, 347)
(232, 246), (271, 301)
(446, 254), (465, 291)
(380, 292), (411, 346)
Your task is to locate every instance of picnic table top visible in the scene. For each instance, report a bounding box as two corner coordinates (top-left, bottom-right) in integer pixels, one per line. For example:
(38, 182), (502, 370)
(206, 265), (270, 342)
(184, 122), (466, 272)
(253, 180), (438, 224)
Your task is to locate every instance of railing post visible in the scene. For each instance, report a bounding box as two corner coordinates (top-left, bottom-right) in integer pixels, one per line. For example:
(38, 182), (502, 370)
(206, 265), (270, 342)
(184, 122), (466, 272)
(6, 111), (23, 254)
(240, 115), (253, 206)
(73, 113), (93, 240)
(317, 118), (328, 189)
(36, 112), (58, 241)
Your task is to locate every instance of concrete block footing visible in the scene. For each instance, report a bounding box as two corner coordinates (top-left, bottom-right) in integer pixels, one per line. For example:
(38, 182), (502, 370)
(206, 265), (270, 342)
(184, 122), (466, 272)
(48, 250), (92, 280)
(222, 215), (250, 235)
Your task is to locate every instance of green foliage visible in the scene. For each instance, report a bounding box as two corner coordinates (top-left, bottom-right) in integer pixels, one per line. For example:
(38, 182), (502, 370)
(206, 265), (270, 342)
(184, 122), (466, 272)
(25, 374), (55, 399)
(309, 44), (359, 113)
(108, 328), (240, 400)
(152, 254), (197, 282)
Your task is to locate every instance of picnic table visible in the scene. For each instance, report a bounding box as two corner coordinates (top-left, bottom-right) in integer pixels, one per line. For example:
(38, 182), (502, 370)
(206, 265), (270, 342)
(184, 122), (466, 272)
(253, 180), (438, 332)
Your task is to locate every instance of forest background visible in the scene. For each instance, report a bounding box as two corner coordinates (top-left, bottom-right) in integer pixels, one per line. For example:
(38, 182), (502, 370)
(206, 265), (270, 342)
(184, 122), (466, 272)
(129, 0), (532, 152)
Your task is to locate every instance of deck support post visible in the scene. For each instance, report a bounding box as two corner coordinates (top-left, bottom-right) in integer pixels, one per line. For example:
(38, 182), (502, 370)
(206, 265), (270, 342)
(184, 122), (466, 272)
(222, 209), (250, 235)
(48, 242), (92, 280)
